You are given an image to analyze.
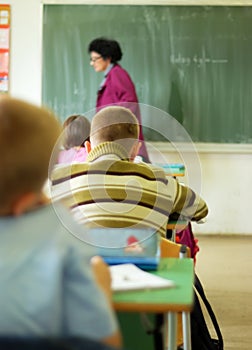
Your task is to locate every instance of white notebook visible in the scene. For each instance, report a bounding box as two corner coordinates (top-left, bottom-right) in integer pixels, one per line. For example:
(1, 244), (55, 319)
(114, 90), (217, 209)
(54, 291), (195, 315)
(110, 263), (175, 292)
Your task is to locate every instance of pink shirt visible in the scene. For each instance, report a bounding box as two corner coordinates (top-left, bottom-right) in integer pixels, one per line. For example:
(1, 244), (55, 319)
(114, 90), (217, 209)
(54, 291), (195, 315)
(58, 147), (88, 164)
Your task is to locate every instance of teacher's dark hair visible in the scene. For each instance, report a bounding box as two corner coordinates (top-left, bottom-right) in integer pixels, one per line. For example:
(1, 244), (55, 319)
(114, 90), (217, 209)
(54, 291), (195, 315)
(88, 37), (123, 63)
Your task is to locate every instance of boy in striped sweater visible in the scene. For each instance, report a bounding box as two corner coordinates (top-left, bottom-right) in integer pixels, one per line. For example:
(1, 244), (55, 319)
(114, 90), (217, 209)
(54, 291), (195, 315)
(51, 106), (208, 237)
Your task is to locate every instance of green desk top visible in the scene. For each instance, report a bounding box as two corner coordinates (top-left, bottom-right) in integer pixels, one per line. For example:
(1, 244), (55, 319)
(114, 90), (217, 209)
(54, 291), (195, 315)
(154, 163), (185, 177)
(113, 258), (194, 313)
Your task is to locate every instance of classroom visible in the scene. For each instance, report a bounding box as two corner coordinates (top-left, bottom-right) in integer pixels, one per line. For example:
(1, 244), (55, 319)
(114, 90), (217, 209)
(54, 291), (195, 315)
(1, 1), (252, 349)
(4, 0), (252, 235)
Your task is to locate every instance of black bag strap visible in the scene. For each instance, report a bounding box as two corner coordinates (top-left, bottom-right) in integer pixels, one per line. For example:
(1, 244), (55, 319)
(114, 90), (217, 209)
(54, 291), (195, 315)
(194, 274), (224, 350)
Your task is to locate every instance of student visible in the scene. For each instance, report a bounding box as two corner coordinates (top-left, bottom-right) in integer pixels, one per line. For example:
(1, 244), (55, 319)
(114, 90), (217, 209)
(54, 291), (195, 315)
(58, 114), (91, 164)
(51, 106), (208, 236)
(88, 37), (150, 163)
(0, 96), (121, 348)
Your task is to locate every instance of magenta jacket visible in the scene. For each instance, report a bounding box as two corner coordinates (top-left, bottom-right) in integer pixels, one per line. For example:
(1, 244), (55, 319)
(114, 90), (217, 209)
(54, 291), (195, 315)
(96, 64), (150, 162)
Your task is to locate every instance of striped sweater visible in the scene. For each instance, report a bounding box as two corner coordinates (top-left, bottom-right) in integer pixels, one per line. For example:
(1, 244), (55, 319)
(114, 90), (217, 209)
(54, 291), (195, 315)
(51, 142), (208, 236)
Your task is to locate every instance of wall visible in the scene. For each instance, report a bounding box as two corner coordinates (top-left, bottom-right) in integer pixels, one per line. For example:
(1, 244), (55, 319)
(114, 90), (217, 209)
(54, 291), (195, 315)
(148, 143), (252, 235)
(4, 0), (42, 104)
(3, 0), (252, 235)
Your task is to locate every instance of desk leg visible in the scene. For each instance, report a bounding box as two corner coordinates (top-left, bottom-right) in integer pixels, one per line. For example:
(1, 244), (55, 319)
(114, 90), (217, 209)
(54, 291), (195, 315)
(182, 312), (192, 350)
(167, 312), (177, 350)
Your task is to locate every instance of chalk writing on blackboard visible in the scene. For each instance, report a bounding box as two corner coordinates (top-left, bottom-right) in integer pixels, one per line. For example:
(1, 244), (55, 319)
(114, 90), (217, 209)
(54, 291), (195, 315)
(170, 54), (228, 67)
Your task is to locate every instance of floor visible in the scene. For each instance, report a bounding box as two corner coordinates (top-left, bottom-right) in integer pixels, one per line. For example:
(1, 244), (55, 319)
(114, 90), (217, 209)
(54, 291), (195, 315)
(195, 234), (252, 350)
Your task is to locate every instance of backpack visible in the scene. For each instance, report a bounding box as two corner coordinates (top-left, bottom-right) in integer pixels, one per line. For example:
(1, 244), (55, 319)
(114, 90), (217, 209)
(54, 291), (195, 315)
(189, 274), (224, 350)
(151, 272), (224, 350)
(175, 222), (200, 264)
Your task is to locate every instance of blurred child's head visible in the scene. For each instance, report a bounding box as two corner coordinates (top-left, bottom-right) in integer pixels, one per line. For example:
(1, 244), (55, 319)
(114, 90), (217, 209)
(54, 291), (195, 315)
(0, 96), (61, 215)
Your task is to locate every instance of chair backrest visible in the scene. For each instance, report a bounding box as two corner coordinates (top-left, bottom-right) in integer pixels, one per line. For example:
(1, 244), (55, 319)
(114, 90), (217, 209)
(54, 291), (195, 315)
(160, 237), (190, 258)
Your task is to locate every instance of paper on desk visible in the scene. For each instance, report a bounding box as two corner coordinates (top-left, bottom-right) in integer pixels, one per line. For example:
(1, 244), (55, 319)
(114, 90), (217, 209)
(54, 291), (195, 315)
(110, 263), (175, 292)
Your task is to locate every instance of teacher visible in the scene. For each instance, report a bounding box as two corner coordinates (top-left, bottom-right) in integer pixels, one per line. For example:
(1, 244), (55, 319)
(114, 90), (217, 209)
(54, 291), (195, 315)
(88, 37), (150, 163)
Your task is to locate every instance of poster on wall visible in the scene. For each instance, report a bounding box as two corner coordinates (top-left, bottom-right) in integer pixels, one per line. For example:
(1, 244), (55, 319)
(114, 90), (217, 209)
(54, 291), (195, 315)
(0, 4), (10, 93)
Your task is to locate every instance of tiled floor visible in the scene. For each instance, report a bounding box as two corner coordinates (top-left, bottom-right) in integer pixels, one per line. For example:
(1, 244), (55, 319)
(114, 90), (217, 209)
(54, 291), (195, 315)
(195, 234), (252, 350)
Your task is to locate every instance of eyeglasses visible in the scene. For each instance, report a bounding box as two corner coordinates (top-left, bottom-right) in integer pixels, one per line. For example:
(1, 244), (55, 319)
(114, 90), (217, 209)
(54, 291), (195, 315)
(90, 55), (102, 63)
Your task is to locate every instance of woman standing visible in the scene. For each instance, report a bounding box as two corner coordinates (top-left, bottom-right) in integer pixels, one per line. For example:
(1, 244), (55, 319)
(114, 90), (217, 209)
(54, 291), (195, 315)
(88, 37), (150, 163)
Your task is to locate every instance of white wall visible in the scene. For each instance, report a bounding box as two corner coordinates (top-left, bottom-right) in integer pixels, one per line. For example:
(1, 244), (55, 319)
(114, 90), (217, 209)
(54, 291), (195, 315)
(148, 143), (252, 235)
(3, 0), (252, 235)
(3, 0), (42, 104)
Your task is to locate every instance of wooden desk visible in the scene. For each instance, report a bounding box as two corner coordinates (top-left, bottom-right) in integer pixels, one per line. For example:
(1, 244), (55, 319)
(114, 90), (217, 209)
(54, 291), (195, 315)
(113, 258), (194, 350)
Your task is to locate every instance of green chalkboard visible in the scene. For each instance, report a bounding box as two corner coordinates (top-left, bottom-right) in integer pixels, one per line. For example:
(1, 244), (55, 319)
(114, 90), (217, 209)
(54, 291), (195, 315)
(42, 5), (252, 143)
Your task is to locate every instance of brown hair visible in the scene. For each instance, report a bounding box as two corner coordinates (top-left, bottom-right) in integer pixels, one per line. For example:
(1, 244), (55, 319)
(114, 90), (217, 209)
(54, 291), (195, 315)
(62, 114), (90, 149)
(0, 96), (61, 212)
(90, 106), (139, 151)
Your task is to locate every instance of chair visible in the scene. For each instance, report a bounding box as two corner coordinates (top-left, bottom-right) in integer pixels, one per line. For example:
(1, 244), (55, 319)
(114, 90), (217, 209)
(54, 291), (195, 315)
(158, 237), (191, 349)
(160, 236), (190, 259)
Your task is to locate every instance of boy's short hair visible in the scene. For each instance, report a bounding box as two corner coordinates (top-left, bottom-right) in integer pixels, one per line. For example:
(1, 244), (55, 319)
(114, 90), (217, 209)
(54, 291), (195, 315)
(0, 96), (61, 211)
(90, 106), (139, 151)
